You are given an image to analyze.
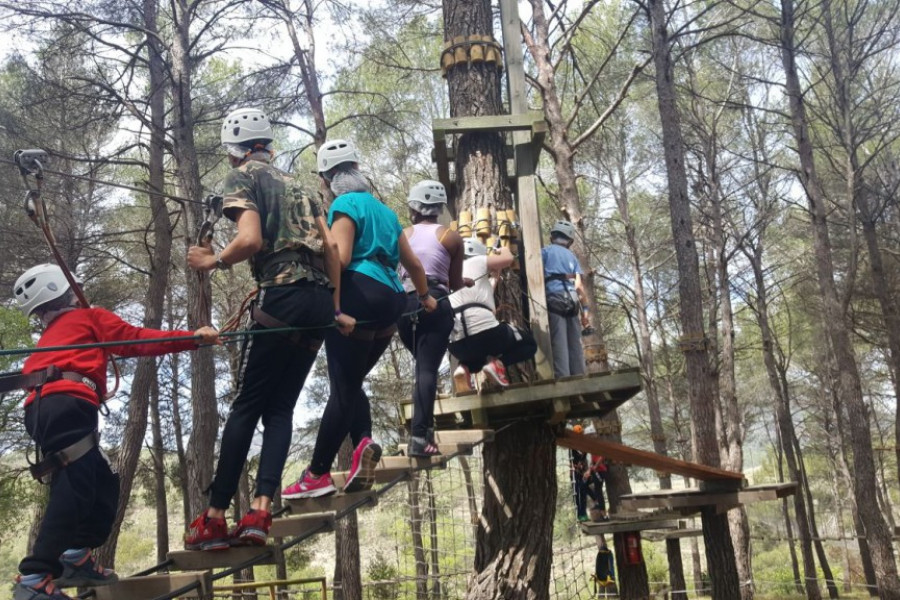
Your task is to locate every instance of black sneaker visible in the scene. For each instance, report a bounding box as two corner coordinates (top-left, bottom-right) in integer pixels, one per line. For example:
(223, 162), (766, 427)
(408, 436), (442, 458)
(55, 550), (118, 588)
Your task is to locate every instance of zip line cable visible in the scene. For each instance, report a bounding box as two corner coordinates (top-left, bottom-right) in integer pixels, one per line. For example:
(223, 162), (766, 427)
(0, 156), (205, 206)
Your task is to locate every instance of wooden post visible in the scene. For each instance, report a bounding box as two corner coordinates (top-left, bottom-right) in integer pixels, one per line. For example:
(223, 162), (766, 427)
(499, 0), (554, 379)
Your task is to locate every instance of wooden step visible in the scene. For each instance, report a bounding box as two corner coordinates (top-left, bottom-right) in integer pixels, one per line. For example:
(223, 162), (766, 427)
(433, 429), (495, 445)
(269, 511), (335, 538)
(286, 489), (378, 516)
(90, 571), (211, 600)
(581, 515), (682, 536)
(378, 455), (448, 470)
(167, 545), (283, 571)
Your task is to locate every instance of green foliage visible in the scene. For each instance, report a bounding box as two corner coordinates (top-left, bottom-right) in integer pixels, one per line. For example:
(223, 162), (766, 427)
(366, 551), (400, 599)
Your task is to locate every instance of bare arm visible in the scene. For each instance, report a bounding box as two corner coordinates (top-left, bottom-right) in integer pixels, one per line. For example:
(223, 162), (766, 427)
(187, 208), (263, 271)
(486, 246), (515, 273)
(330, 213), (356, 270)
(443, 228), (465, 291)
(316, 214), (355, 334)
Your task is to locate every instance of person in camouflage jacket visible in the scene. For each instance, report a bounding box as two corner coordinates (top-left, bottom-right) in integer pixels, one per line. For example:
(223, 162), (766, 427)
(184, 108), (354, 550)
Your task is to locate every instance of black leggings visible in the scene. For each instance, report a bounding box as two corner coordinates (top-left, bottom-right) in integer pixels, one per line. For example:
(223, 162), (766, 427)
(397, 286), (454, 438)
(310, 271), (406, 475)
(209, 281), (332, 508)
(448, 323), (537, 373)
(21, 395), (119, 578)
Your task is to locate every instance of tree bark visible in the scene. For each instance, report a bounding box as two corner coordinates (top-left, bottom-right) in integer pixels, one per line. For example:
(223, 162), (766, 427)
(466, 422), (557, 599)
(778, 0), (900, 595)
(334, 440), (361, 600)
(170, 0), (218, 521)
(97, 0), (172, 566)
(150, 376), (170, 564)
(645, 0), (740, 596)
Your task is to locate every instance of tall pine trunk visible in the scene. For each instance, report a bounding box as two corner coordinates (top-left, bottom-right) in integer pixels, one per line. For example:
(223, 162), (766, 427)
(171, 0), (218, 521)
(778, 0), (900, 595)
(645, 0), (740, 596)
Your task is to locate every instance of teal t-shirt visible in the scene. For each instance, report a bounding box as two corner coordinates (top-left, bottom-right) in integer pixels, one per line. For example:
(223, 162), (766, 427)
(328, 191), (404, 292)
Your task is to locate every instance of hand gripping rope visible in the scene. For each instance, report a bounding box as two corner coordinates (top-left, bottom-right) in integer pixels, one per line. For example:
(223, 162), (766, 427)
(13, 149), (122, 401)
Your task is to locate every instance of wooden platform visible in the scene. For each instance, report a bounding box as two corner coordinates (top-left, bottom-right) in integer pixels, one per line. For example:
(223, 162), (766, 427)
(91, 571), (211, 600)
(581, 510), (684, 536)
(618, 482), (797, 514)
(400, 369), (642, 426)
(167, 545), (282, 571)
(269, 512), (335, 538)
(557, 430), (744, 484)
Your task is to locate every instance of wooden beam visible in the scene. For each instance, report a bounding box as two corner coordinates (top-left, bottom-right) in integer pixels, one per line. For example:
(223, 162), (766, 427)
(91, 572), (211, 600)
(167, 545), (282, 572)
(286, 490), (377, 516)
(401, 369), (642, 420)
(581, 517), (681, 535)
(433, 429), (495, 445)
(432, 113), (545, 136)
(557, 430), (744, 483)
(617, 483), (797, 511)
(269, 512), (335, 538)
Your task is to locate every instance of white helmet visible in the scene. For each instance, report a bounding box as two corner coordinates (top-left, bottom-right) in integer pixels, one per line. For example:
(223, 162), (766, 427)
(13, 263), (76, 317)
(317, 139), (359, 174)
(551, 219), (576, 241)
(221, 108), (273, 147)
(408, 180), (447, 206)
(463, 237), (487, 257)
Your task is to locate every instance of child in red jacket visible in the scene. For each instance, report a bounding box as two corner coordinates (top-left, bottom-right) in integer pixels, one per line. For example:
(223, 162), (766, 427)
(11, 264), (218, 600)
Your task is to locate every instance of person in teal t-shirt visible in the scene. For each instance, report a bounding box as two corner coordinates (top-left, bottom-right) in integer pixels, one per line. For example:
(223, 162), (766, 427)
(283, 139), (437, 500)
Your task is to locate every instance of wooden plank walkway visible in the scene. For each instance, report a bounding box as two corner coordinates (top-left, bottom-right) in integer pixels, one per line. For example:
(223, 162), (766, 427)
(618, 483), (797, 512)
(557, 430), (744, 484)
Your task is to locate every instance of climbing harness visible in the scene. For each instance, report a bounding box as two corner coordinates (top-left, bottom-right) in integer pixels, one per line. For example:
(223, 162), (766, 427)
(13, 149), (121, 401)
(0, 365), (98, 398)
(29, 430), (100, 484)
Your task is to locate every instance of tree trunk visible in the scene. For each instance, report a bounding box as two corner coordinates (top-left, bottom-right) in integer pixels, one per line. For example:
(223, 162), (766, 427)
(149, 376), (170, 564)
(745, 243), (821, 600)
(466, 422), (556, 599)
(440, 0), (555, 597)
(645, 0), (740, 596)
(778, 1), (900, 594)
(408, 474), (429, 599)
(334, 440), (361, 600)
(170, 0), (218, 521)
(97, 0), (172, 566)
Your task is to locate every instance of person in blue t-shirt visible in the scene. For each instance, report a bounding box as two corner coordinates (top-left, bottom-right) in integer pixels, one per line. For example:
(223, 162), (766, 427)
(283, 139), (437, 500)
(542, 220), (590, 377)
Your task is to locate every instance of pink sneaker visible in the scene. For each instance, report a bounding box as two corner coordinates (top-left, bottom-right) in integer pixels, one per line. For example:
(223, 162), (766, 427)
(482, 359), (509, 386)
(343, 437), (382, 493)
(282, 469), (337, 499)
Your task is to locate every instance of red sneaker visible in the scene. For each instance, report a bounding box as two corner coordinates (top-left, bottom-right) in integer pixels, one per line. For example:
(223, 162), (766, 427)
(343, 437), (382, 493)
(184, 511), (229, 551)
(482, 359), (509, 386)
(230, 509), (272, 546)
(282, 469), (337, 499)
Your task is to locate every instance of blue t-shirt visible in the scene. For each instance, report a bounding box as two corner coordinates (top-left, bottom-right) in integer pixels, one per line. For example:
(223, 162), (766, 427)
(542, 243), (582, 296)
(328, 191), (404, 292)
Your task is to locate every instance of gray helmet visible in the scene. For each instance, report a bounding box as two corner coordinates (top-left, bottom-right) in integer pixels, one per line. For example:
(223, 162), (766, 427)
(13, 263), (77, 317)
(221, 108), (273, 148)
(408, 180), (447, 205)
(550, 219), (576, 241)
(317, 139), (360, 174)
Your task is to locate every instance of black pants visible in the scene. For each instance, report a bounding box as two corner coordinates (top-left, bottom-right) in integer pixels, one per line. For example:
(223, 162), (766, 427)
(209, 281), (332, 509)
(397, 286), (454, 438)
(20, 395), (119, 578)
(448, 323), (537, 373)
(310, 271), (406, 475)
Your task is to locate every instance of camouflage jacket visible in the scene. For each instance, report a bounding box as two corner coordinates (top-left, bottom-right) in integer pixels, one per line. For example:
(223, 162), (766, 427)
(222, 154), (328, 288)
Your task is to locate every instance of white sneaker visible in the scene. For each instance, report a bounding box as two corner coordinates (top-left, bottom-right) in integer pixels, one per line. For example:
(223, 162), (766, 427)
(453, 364), (473, 392)
(482, 359), (509, 386)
